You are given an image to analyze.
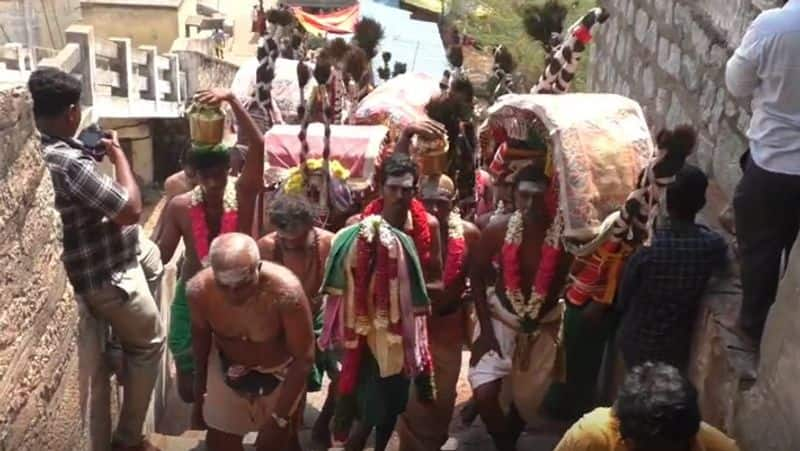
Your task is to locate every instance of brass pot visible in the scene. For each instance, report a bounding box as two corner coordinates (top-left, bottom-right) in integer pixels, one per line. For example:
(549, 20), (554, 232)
(187, 101), (225, 145)
(418, 150), (448, 176)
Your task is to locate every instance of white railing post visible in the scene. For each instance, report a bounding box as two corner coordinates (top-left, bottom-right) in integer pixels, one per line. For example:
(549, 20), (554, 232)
(138, 45), (160, 110)
(110, 38), (137, 101)
(166, 53), (181, 103)
(66, 25), (97, 107)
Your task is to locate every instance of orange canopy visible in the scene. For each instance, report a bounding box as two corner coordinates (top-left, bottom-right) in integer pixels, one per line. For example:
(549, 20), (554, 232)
(292, 4), (361, 36)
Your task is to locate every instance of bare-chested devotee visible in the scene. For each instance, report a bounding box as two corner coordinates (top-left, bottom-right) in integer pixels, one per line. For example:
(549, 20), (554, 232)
(469, 164), (572, 451)
(188, 233), (314, 451)
(322, 151), (444, 451)
(256, 194), (338, 446)
(157, 87), (264, 404)
(396, 174), (481, 451)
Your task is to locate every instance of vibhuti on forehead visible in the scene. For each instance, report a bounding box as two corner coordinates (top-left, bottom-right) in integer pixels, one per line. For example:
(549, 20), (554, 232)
(216, 265), (256, 286)
(385, 173), (415, 188)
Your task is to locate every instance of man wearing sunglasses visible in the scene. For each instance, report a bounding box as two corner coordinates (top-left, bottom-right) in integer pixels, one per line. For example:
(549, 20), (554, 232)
(188, 233), (314, 451)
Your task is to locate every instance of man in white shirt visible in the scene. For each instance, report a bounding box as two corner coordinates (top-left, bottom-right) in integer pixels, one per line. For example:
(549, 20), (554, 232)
(726, 0), (800, 342)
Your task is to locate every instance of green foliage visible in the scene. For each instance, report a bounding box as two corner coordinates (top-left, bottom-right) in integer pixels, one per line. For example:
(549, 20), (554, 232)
(450, 0), (598, 92)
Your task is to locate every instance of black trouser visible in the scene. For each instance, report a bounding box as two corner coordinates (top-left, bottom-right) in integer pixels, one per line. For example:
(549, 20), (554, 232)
(734, 157), (800, 340)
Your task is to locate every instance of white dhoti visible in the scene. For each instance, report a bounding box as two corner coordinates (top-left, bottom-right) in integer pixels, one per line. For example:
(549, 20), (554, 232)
(203, 345), (298, 436)
(468, 293), (564, 424)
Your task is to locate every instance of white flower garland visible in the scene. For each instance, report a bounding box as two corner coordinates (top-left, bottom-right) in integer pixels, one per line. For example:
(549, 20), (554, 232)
(504, 210), (544, 320)
(447, 210), (464, 240)
(189, 176), (238, 212)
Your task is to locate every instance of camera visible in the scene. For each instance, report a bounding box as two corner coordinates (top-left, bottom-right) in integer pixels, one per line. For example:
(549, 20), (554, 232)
(78, 123), (109, 161)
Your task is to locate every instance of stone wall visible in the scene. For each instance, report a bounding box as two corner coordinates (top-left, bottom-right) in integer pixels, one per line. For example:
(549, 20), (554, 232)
(588, 0), (782, 200)
(735, 237), (800, 451)
(0, 86), (93, 450)
(0, 85), (175, 451)
(588, 1), (800, 449)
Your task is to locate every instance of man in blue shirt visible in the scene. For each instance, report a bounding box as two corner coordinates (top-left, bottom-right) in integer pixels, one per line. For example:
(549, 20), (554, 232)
(726, 0), (800, 342)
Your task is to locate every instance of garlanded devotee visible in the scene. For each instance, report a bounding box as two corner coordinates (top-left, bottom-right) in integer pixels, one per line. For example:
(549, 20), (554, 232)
(320, 152), (443, 451)
(156, 87), (264, 408)
(396, 174), (481, 451)
(188, 233), (314, 451)
(468, 163), (572, 451)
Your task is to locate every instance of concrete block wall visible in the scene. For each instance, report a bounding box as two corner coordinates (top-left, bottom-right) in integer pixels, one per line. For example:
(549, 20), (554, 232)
(588, 0), (783, 200)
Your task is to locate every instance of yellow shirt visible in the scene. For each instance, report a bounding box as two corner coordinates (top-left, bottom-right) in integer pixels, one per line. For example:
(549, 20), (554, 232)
(554, 408), (740, 451)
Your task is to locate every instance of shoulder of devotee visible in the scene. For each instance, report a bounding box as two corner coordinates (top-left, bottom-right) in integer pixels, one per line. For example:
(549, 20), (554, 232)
(261, 260), (303, 292)
(462, 220), (481, 241)
(185, 268), (213, 303)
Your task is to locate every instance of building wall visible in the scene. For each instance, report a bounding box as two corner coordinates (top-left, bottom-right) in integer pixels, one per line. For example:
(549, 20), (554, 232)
(177, 0), (198, 40)
(0, 0), (82, 49)
(79, 4), (181, 53)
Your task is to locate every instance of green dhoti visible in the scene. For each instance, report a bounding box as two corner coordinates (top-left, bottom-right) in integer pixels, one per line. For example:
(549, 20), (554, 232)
(168, 280), (194, 373)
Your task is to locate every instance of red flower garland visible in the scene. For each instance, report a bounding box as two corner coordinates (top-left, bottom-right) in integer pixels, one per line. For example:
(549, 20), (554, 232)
(443, 213), (467, 288)
(188, 205), (238, 265)
(362, 198), (432, 268)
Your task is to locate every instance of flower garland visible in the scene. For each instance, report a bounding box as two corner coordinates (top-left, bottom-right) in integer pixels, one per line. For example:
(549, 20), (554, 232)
(502, 211), (543, 332)
(362, 198), (432, 268)
(188, 177), (239, 266)
(443, 210), (467, 288)
(336, 215), (436, 445)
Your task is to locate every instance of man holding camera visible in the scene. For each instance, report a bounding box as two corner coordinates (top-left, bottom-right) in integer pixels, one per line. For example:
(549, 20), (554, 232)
(28, 67), (165, 451)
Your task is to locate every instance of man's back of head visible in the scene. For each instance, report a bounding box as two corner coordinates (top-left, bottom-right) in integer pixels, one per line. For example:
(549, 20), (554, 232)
(27, 67), (82, 137)
(616, 362), (701, 451)
(666, 164), (708, 222)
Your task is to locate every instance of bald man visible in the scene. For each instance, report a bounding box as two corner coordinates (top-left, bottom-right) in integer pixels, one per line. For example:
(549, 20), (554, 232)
(187, 233), (314, 451)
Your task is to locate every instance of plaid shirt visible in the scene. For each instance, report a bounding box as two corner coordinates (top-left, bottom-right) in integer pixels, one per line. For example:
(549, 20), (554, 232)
(617, 219), (727, 370)
(41, 134), (139, 294)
